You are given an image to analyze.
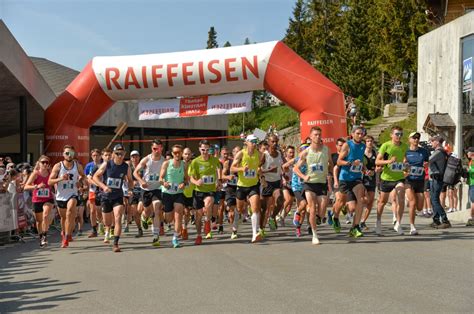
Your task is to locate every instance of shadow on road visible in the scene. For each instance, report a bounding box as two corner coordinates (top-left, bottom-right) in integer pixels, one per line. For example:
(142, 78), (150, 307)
(0, 242), (94, 312)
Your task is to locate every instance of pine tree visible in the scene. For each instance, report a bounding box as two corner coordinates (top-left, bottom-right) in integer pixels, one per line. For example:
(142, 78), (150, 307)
(283, 0), (312, 62)
(223, 41), (232, 47)
(206, 26), (218, 49)
(244, 37), (251, 45)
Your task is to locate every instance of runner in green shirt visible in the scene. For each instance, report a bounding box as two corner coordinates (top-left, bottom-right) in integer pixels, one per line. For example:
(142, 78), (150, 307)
(189, 140), (221, 244)
(375, 126), (409, 236)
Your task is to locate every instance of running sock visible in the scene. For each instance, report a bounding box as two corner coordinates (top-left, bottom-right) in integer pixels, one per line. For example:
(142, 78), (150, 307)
(113, 236), (120, 245)
(251, 212), (258, 237)
(311, 228), (317, 236)
(105, 231), (109, 238)
(151, 225), (158, 236)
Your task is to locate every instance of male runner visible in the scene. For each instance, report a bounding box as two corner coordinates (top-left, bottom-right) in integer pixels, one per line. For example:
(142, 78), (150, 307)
(359, 135), (378, 230)
(93, 144), (133, 252)
(375, 126), (409, 235)
(294, 127), (333, 244)
(85, 149), (101, 238)
(231, 134), (264, 243)
(48, 145), (86, 248)
(181, 147), (194, 240)
(134, 139), (166, 246)
(222, 146), (240, 235)
(288, 143), (309, 237)
(280, 145), (296, 225)
(188, 140), (221, 244)
(127, 150), (144, 237)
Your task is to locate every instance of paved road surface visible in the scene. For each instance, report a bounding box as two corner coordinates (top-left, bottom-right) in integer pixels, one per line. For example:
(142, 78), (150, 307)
(1, 211), (473, 313)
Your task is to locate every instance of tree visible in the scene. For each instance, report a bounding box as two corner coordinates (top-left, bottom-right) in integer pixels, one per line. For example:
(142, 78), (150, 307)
(244, 37), (251, 45)
(223, 41), (232, 47)
(206, 26), (218, 49)
(283, 0), (312, 62)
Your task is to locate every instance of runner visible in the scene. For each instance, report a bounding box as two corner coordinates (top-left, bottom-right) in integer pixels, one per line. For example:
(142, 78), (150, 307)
(75, 189), (87, 236)
(134, 139), (166, 246)
(127, 150), (144, 237)
(375, 126), (409, 235)
(93, 144), (133, 252)
(261, 134), (285, 233)
(335, 126), (366, 238)
(294, 127), (334, 244)
(159, 144), (188, 248)
(181, 147), (195, 240)
(48, 145), (86, 248)
(188, 140), (221, 244)
(359, 135), (378, 230)
(231, 134), (264, 243)
(404, 132), (430, 235)
(280, 145), (296, 226)
(220, 146), (238, 234)
(85, 149), (102, 238)
(24, 155), (54, 248)
(329, 138), (346, 229)
(288, 143), (309, 237)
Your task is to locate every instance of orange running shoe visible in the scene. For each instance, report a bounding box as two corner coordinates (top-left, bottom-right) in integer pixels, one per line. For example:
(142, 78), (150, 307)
(181, 228), (188, 240)
(194, 235), (202, 245)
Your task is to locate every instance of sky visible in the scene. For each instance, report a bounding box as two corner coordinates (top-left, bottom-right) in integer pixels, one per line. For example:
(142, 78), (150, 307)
(0, 0), (295, 71)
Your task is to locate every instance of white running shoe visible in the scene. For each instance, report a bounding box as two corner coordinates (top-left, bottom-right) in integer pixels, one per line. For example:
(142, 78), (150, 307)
(312, 235), (320, 245)
(375, 220), (382, 235)
(447, 208), (454, 213)
(394, 222), (404, 235)
(410, 228), (418, 236)
(392, 216), (397, 225)
(345, 214), (352, 225)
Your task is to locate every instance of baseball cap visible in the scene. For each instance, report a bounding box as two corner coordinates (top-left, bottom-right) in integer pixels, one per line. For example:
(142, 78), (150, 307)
(430, 135), (444, 143)
(245, 134), (258, 142)
(409, 132), (421, 138)
(113, 143), (125, 151)
(130, 150), (140, 156)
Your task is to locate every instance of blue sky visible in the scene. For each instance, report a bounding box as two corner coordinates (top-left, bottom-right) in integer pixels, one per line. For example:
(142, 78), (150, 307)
(1, 0), (295, 71)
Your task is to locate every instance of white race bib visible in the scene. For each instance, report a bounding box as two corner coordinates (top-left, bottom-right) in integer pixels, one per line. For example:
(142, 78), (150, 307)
(309, 163), (324, 173)
(37, 188), (50, 197)
(244, 169), (257, 178)
(106, 177), (122, 189)
(350, 164), (363, 173)
(168, 183), (180, 192)
(409, 166), (424, 176)
(62, 182), (75, 190)
(202, 175), (215, 184)
(390, 162), (404, 172)
(228, 177), (238, 185)
(147, 173), (160, 182)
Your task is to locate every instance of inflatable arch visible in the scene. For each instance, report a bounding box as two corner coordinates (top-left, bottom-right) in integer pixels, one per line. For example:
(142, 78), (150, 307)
(45, 41), (346, 164)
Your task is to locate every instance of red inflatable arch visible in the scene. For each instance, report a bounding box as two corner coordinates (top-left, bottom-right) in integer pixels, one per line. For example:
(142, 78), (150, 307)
(45, 41), (346, 164)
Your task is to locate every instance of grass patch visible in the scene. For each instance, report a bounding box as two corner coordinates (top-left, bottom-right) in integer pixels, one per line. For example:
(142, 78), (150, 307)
(364, 115), (384, 129)
(378, 113), (417, 144)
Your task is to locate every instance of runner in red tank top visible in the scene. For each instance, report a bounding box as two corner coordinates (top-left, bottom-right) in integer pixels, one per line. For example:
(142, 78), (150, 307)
(24, 155), (54, 248)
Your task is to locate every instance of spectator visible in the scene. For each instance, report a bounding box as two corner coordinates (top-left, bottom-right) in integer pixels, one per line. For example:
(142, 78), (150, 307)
(466, 147), (474, 226)
(345, 96), (357, 125)
(428, 135), (451, 229)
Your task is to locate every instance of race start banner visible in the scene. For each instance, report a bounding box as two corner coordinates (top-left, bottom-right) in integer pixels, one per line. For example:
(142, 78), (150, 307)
(138, 92), (252, 120)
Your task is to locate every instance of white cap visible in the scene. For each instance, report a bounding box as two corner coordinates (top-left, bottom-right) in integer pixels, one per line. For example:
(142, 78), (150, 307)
(130, 150), (140, 156)
(245, 134), (258, 142)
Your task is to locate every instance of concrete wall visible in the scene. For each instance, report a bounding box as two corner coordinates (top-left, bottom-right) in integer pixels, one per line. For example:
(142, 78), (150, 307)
(417, 11), (474, 157)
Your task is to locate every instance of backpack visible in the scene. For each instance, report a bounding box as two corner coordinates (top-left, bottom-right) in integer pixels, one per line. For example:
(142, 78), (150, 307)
(443, 154), (463, 185)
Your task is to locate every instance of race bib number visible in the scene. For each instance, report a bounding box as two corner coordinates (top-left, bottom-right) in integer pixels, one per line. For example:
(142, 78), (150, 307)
(147, 174), (160, 182)
(390, 163), (404, 172)
(409, 166), (424, 176)
(202, 175), (215, 184)
(106, 178), (122, 189)
(309, 163), (324, 173)
(37, 188), (50, 197)
(350, 164), (363, 173)
(244, 169), (257, 178)
(228, 177), (238, 185)
(62, 182), (75, 190)
(168, 183), (179, 192)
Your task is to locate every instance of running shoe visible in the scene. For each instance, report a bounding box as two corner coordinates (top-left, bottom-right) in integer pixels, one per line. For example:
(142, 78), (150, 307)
(124, 225), (129, 233)
(135, 228), (143, 238)
(191, 215), (196, 225)
(61, 239), (69, 248)
(43, 236), (48, 247)
(392, 216), (397, 225)
(466, 218), (474, 227)
(141, 216), (149, 230)
(360, 222), (369, 231)
(166, 224), (172, 232)
(88, 231), (98, 238)
(394, 222), (404, 235)
(251, 233), (262, 243)
(172, 237), (181, 248)
(195, 235), (202, 245)
(410, 228), (418, 235)
(312, 235), (320, 245)
(205, 232), (213, 239)
(112, 245), (121, 253)
(295, 227), (301, 238)
(345, 214), (352, 225)
(77, 230), (83, 237)
(316, 216), (322, 225)
(104, 235), (110, 244)
(67, 234), (73, 242)
(39, 235), (45, 248)
(147, 217), (153, 225)
(218, 225), (224, 234)
(181, 228), (189, 240)
(204, 221), (211, 235)
(259, 228), (266, 238)
(354, 227), (364, 238)
(332, 218), (341, 233)
(242, 215), (248, 223)
(429, 221), (441, 228)
(231, 231), (238, 240)
(327, 210), (333, 226)
(375, 220), (382, 235)
(152, 236), (160, 247)
(269, 218), (277, 231)
(293, 212), (301, 227)
(438, 221), (452, 229)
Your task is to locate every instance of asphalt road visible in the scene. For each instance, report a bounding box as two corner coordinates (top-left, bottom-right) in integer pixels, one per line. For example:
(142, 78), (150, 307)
(1, 210), (473, 313)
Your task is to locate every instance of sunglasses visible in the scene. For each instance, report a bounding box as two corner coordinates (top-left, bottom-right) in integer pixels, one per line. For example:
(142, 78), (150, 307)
(40, 160), (49, 165)
(172, 151), (181, 155)
(412, 137), (420, 140)
(64, 151), (75, 156)
(114, 152), (124, 157)
(394, 132), (403, 137)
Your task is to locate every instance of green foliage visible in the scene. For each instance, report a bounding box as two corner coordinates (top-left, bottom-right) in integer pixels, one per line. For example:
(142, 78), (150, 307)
(378, 113), (417, 144)
(223, 41), (232, 47)
(244, 37), (251, 45)
(228, 105), (299, 136)
(206, 26), (218, 49)
(283, 0), (312, 62)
